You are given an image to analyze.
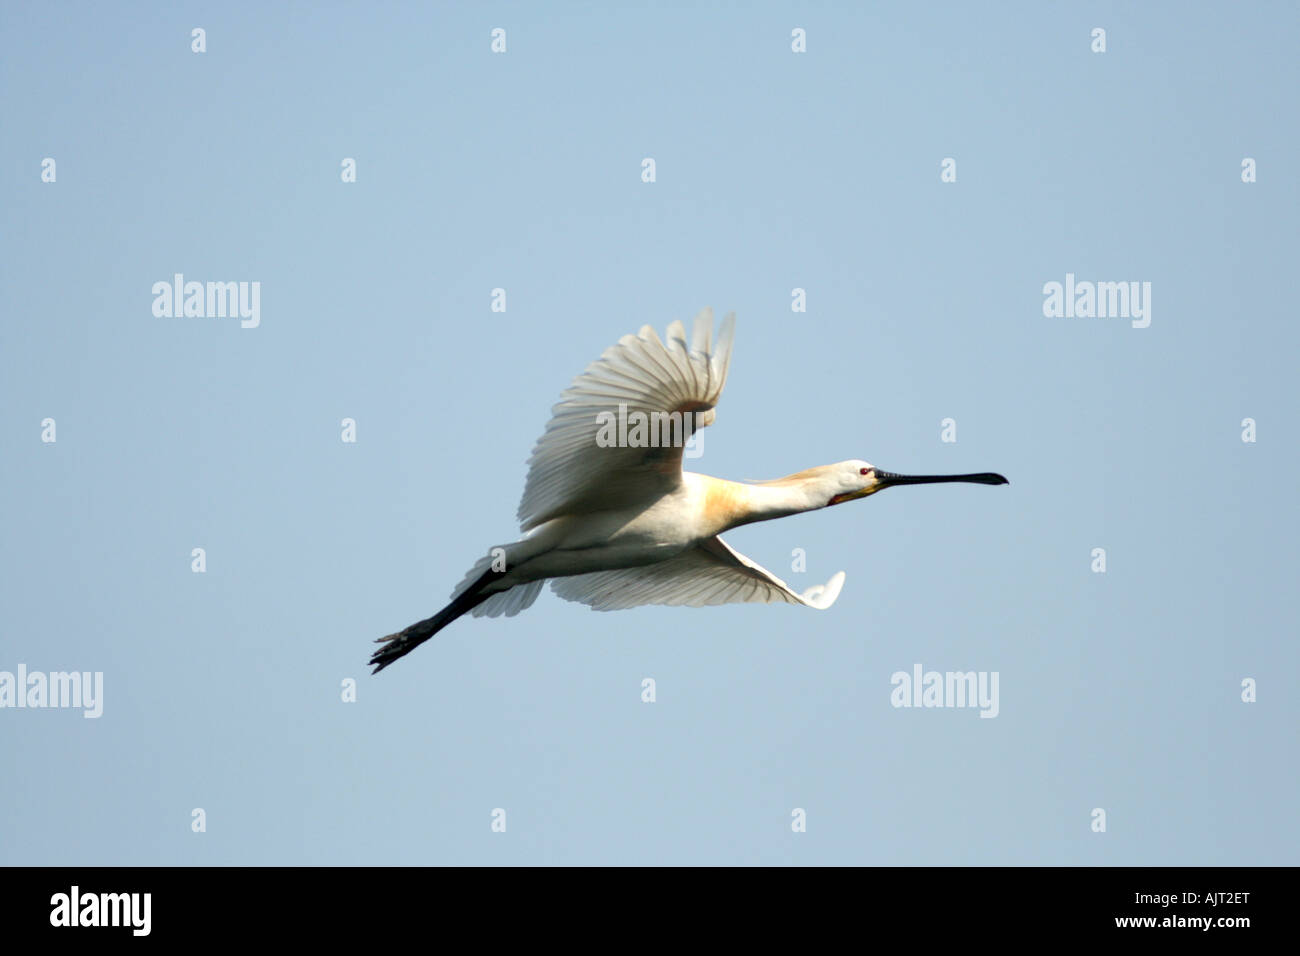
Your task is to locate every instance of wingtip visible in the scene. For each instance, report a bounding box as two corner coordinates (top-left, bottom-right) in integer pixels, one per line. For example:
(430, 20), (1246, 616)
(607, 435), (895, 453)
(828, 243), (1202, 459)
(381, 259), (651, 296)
(711, 311), (737, 391)
(664, 318), (689, 351)
(690, 307), (713, 356)
(803, 570), (846, 610)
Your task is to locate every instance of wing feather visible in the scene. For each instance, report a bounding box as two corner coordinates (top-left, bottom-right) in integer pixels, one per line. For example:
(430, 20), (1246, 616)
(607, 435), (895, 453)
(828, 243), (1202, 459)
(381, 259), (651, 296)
(515, 308), (735, 531)
(550, 536), (845, 611)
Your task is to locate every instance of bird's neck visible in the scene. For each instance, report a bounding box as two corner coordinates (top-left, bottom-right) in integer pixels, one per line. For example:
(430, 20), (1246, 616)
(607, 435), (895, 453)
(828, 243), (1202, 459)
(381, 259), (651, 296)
(696, 474), (825, 533)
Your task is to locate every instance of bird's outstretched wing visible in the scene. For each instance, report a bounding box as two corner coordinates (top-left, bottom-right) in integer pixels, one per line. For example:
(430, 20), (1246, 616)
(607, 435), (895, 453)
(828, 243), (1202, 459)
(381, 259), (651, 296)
(516, 308), (736, 531)
(550, 535), (845, 611)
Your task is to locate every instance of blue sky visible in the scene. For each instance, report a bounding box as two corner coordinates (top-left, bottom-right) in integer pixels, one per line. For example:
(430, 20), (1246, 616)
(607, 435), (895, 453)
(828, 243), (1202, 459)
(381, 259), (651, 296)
(2, 1), (1296, 865)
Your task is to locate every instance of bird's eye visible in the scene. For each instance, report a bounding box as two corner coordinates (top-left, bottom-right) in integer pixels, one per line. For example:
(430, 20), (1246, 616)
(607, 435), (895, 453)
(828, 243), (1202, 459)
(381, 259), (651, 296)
(859, 467), (870, 475)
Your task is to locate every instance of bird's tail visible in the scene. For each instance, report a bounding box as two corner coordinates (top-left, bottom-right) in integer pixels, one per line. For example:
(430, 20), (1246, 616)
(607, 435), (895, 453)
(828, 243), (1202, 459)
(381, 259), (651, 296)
(370, 574), (495, 673)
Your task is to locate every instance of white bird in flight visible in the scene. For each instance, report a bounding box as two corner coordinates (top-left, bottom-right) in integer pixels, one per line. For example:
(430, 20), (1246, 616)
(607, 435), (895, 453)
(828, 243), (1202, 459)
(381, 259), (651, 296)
(372, 309), (1007, 672)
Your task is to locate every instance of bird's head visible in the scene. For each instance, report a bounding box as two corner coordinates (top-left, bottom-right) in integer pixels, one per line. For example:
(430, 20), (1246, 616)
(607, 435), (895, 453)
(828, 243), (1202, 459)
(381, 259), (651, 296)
(826, 460), (1009, 506)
